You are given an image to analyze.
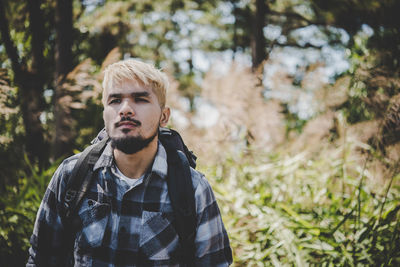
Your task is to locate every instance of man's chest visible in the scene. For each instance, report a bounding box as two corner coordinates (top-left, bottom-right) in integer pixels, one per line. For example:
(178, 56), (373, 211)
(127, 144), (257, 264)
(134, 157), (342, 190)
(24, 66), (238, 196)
(71, 170), (181, 266)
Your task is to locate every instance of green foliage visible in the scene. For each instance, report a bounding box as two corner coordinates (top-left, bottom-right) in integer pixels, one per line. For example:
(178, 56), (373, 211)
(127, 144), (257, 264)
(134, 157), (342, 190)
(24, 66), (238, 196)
(72, 97), (104, 151)
(312, 0), (400, 69)
(0, 69), (25, 190)
(1, 0), (56, 85)
(340, 24), (400, 125)
(281, 103), (308, 136)
(340, 93), (373, 124)
(0, 159), (58, 267)
(203, 141), (400, 266)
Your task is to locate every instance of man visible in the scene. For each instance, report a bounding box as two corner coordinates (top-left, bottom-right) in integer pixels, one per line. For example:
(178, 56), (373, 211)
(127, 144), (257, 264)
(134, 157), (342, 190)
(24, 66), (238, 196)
(27, 59), (232, 266)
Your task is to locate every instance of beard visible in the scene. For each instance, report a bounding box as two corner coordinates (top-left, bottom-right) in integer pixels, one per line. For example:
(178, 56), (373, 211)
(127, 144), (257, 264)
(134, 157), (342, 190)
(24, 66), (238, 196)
(110, 127), (158, 154)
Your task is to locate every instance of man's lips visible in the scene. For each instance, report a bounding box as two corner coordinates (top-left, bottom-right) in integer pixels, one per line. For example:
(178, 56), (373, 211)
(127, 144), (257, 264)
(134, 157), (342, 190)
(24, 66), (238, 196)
(116, 121), (140, 128)
(115, 116), (142, 129)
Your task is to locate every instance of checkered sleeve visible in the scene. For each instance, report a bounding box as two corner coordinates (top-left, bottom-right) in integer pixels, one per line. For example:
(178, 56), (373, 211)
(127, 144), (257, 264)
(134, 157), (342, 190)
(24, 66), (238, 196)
(26, 156), (78, 267)
(192, 170), (233, 266)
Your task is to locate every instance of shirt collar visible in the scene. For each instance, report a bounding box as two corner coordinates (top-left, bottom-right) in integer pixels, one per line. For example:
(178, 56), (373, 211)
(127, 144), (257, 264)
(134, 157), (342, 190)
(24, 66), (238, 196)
(93, 141), (168, 179)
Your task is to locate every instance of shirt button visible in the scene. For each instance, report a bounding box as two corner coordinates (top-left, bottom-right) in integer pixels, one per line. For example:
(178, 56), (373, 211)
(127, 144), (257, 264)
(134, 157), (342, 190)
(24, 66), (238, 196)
(88, 199), (94, 206)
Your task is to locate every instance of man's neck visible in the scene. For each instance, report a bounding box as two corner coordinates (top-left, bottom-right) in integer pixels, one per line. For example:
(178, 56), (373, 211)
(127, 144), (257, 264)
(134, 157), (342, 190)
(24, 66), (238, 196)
(113, 139), (158, 179)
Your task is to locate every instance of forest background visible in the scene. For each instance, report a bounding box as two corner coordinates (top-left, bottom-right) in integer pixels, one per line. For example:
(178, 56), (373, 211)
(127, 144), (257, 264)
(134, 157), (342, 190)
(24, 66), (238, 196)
(0, 0), (399, 266)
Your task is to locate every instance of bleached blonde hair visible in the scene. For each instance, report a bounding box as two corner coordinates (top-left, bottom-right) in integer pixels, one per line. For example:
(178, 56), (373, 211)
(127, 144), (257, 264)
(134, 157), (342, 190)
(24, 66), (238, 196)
(102, 59), (169, 107)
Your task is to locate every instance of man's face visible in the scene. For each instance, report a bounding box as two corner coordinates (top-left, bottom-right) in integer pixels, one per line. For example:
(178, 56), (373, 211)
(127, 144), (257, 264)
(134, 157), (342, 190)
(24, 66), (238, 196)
(103, 78), (169, 154)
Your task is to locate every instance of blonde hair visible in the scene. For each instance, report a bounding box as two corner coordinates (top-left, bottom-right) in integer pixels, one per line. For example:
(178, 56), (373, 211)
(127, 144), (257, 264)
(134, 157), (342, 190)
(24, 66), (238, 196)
(102, 59), (169, 107)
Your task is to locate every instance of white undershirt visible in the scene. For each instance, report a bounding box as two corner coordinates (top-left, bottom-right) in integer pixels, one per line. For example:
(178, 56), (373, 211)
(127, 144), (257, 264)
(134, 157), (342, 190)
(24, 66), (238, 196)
(114, 165), (143, 187)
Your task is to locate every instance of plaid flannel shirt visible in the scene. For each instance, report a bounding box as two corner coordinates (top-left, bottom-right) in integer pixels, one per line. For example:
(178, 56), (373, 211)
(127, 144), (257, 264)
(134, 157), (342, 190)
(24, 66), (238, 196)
(27, 142), (232, 266)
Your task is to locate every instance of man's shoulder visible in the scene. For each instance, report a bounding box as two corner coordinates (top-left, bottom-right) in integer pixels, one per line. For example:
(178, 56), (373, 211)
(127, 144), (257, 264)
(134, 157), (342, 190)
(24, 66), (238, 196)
(58, 153), (81, 175)
(189, 167), (204, 187)
(189, 167), (214, 197)
(47, 153), (82, 193)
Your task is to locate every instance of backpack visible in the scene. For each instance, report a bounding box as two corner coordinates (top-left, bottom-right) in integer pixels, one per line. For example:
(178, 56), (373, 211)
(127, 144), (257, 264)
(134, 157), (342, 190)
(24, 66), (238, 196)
(61, 127), (197, 264)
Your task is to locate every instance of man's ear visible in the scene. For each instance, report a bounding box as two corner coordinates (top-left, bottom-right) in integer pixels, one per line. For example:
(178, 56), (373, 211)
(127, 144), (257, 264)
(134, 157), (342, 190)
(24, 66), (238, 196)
(160, 107), (170, 127)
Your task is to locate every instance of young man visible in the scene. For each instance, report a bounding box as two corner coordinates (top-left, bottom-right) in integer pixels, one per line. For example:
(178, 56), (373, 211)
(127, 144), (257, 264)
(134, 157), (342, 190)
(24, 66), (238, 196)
(27, 59), (232, 266)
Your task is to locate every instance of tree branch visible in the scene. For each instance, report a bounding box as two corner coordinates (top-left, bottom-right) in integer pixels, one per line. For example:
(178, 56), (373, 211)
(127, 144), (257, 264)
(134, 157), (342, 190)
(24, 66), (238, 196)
(0, 0), (22, 77)
(269, 10), (328, 27)
(75, 0), (87, 21)
(273, 39), (342, 49)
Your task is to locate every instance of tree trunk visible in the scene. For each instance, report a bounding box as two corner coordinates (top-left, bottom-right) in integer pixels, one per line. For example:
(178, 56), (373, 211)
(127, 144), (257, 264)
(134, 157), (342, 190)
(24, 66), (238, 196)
(251, 0), (268, 71)
(232, 0), (238, 59)
(19, 73), (47, 168)
(0, 0), (47, 168)
(53, 0), (74, 159)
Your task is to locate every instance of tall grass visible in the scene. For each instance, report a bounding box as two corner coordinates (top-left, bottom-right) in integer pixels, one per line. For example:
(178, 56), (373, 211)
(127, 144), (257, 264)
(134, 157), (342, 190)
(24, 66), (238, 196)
(3, 139), (398, 266)
(203, 139), (400, 266)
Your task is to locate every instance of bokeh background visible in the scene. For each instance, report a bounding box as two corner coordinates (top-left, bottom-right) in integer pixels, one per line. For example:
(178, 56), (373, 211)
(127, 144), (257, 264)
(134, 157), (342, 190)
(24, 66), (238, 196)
(1, 0), (399, 266)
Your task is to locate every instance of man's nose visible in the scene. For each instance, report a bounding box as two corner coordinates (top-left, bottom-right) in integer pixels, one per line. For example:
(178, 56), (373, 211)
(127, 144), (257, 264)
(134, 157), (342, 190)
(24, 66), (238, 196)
(119, 100), (135, 116)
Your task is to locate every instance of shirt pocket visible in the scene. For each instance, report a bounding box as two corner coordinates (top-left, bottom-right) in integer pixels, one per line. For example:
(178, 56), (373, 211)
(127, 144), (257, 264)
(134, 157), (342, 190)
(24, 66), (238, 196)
(76, 199), (111, 249)
(139, 211), (181, 261)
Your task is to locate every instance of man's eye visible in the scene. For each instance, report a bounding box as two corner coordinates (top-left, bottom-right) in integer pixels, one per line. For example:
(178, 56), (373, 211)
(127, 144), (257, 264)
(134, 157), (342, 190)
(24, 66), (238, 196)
(109, 99), (121, 104)
(136, 97), (149, 102)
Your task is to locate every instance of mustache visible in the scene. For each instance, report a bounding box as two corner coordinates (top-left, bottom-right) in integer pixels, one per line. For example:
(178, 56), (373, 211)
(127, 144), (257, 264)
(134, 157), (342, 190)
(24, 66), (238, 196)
(115, 116), (142, 127)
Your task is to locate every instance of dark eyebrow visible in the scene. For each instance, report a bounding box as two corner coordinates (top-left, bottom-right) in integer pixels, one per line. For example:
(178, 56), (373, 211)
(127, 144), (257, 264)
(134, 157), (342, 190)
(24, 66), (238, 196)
(108, 93), (122, 99)
(107, 91), (150, 100)
(131, 91), (150, 98)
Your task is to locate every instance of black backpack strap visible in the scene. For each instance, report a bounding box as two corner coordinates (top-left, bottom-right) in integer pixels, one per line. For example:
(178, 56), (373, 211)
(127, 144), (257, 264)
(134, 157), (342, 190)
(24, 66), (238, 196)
(160, 127), (197, 168)
(62, 137), (109, 220)
(165, 146), (197, 264)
